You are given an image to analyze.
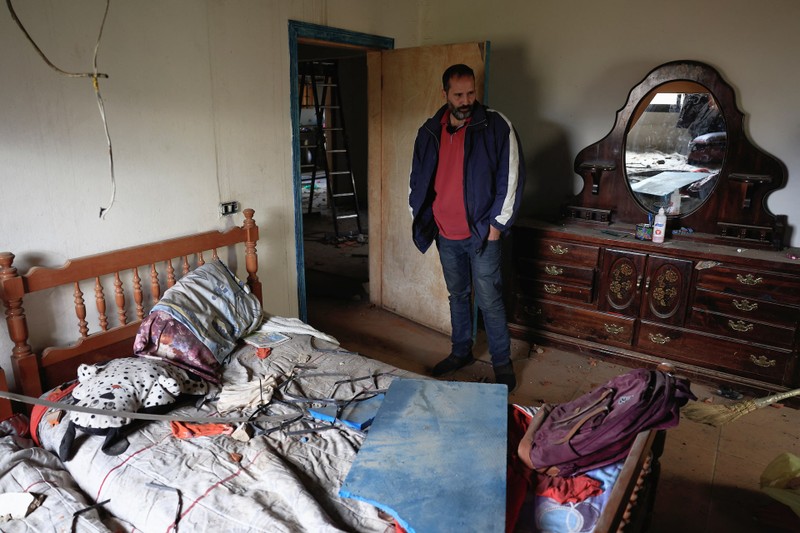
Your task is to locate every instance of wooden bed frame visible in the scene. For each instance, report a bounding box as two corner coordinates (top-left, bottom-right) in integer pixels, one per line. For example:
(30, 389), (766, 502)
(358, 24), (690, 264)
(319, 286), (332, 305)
(0, 207), (663, 532)
(0, 208), (261, 402)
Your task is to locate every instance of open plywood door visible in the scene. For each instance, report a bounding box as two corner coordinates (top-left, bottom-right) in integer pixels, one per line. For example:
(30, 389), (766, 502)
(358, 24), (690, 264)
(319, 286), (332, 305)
(367, 42), (488, 335)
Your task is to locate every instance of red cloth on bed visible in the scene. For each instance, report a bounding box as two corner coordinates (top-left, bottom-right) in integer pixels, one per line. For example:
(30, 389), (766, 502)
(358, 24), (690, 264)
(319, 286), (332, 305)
(535, 472), (603, 504)
(29, 381), (78, 446)
(507, 405), (535, 533)
(170, 421), (234, 439)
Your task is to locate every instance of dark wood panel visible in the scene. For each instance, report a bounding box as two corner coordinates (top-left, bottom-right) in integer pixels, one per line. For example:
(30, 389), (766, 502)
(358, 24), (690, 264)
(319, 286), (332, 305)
(598, 249), (646, 318)
(515, 234), (599, 267)
(640, 255), (693, 326)
(693, 288), (799, 327)
(695, 265), (800, 303)
(687, 309), (796, 349)
(636, 321), (793, 385)
(512, 296), (635, 346)
(516, 276), (594, 304)
(517, 257), (595, 286)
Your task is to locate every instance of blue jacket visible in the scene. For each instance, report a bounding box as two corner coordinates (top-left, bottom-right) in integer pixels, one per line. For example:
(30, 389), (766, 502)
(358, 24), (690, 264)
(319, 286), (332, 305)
(409, 103), (526, 253)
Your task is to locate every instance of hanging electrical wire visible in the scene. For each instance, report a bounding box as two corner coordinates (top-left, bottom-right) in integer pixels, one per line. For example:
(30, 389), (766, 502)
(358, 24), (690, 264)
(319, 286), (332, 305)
(7, 0), (116, 219)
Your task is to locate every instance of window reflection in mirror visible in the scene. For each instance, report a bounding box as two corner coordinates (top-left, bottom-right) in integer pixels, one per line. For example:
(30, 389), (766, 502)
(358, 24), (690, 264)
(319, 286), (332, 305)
(625, 82), (726, 216)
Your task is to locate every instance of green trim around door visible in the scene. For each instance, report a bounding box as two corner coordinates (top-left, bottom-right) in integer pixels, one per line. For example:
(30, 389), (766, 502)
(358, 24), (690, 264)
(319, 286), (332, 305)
(288, 21), (393, 322)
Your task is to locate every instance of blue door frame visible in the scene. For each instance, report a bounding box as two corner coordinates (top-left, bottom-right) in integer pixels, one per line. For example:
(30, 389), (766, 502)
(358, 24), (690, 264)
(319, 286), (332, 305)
(288, 21), (393, 321)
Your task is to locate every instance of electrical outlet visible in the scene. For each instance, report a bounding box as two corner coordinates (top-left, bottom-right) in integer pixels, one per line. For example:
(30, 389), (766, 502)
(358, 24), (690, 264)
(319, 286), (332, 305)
(220, 201), (239, 216)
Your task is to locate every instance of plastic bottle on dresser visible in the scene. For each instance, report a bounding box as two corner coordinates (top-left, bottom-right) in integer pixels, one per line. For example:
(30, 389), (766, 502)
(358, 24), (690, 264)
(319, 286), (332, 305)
(652, 207), (667, 243)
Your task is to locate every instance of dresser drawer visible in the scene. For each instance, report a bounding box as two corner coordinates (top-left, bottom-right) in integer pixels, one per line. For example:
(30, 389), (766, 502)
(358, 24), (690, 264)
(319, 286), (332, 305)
(517, 257), (595, 286)
(687, 309), (797, 349)
(513, 296), (635, 346)
(519, 238), (600, 268)
(517, 276), (593, 304)
(695, 265), (800, 304)
(693, 288), (799, 328)
(636, 321), (794, 385)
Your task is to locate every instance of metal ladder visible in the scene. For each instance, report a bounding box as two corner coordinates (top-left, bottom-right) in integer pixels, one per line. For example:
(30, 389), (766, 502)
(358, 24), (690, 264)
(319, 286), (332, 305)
(298, 60), (363, 238)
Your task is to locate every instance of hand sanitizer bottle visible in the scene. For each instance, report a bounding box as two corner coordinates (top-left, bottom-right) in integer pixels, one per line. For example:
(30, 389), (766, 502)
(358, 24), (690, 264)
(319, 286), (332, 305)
(652, 207), (667, 243)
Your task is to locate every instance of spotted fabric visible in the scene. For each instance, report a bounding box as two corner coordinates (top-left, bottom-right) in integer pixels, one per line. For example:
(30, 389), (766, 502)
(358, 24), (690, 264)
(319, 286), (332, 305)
(70, 357), (209, 430)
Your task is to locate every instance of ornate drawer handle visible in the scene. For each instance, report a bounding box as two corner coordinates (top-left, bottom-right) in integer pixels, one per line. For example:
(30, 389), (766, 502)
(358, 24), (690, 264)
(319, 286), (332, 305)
(736, 273), (763, 286)
(732, 298), (758, 312)
(604, 323), (625, 335)
(544, 265), (564, 276)
(523, 305), (542, 317)
(648, 333), (671, 345)
(549, 244), (569, 255)
(749, 354), (776, 368)
(728, 319), (754, 333)
(543, 283), (562, 294)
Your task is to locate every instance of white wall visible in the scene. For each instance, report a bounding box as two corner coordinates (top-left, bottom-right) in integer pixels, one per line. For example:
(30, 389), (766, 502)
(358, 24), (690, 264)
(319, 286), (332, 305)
(0, 0), (417, 388)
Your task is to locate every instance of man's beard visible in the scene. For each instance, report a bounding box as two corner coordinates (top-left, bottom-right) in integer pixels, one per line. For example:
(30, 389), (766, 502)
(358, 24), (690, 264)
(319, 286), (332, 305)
(449, 102), (473, 121)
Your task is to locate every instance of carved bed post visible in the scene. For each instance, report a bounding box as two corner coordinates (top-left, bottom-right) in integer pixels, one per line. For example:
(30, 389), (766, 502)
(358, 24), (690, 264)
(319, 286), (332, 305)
(0, 252), (42, 398)
(242, 209), (262, 303)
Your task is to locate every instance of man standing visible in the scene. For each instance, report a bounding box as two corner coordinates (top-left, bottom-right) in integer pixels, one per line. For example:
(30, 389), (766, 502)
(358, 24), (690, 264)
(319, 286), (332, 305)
(409, 64), (526, 391)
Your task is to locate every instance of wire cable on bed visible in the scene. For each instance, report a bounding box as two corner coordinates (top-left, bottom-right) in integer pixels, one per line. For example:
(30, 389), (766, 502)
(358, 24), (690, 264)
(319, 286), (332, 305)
(0, 389), (297, 425)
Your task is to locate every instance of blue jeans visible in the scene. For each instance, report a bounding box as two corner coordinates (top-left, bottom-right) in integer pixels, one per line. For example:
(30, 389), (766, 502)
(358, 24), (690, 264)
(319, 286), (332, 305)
(436, 236), (511, 367)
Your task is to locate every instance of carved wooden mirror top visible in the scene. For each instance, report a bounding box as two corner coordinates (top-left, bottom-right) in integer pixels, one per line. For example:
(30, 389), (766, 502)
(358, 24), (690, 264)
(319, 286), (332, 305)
(571, 60), (787, 249)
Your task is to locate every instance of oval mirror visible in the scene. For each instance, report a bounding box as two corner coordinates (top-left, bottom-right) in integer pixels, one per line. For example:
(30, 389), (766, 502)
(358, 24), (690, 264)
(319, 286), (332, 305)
(625, 81), (726, 217)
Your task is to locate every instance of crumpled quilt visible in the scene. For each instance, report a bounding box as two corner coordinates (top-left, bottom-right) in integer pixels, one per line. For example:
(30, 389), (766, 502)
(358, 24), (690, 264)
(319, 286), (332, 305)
(36, 333), (416, 532)
(150, 259), (263, 363)
(252, 315), (339, 346)
(0, 415), (131, 532)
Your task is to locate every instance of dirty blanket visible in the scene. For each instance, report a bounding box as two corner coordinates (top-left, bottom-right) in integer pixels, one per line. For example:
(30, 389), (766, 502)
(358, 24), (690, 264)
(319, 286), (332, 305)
(36, 332), (417, 532)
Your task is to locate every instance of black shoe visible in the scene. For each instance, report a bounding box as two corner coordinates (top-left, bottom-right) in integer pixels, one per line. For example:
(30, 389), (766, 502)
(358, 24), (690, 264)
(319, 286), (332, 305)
(494, 362), (517, 392)
(432, 353), (475, 377)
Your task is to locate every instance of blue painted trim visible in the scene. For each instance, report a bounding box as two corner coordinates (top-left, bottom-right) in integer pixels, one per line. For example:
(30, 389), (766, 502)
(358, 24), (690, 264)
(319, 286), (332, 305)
(288, 21), (393, 322)
(290, 20), (394, 49)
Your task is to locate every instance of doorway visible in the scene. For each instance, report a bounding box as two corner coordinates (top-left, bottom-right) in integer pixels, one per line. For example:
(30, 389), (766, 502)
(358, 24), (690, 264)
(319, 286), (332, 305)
(288, 22), (393, 322)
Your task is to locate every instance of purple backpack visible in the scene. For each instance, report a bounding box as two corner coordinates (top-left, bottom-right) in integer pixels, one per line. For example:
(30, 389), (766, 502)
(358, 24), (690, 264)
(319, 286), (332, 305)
(528, 368), (695, 477)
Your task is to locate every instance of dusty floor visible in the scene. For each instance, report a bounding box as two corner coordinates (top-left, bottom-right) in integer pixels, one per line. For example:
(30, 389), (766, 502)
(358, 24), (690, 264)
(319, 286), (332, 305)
(303, 212), (800, 533)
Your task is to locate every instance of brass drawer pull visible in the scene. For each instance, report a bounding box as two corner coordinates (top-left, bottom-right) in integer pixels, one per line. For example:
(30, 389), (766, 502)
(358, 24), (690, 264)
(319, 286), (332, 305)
(543, 283), (562, 294)
(728, 319), (754, 333)
(544, 265), (564, 276)
(736, 273), (763, 286)
(732, 298), (758, 312)
(549, 244), (569, 255)
(749, 354), (776, 368)
(523, 305), (542, 317)
(648, 333), (671, 345)
(604, 323), (625, 335)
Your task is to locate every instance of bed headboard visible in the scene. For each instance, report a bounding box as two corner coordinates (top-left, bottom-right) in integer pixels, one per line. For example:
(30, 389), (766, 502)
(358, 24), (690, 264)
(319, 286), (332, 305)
(0, 209), (261, 402)
(0, 368), (11, 421)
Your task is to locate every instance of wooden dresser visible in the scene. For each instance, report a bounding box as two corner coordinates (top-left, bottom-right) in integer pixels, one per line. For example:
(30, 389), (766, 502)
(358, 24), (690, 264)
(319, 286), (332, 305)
(511, 61), (800, 395)
(509, 219), (800, 394)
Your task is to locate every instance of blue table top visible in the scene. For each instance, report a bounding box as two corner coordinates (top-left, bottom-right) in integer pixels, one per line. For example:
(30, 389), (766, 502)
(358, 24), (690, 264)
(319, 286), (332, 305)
(339, 378), (508, 533)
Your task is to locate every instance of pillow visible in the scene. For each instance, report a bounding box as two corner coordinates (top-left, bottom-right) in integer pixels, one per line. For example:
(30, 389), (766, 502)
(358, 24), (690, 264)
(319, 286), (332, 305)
(148, 259), (263, 363)
(134, 311), (221, 383)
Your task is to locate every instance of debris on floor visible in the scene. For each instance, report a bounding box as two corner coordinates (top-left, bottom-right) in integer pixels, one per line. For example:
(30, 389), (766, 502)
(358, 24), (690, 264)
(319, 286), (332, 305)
(716, 386), (744, 400)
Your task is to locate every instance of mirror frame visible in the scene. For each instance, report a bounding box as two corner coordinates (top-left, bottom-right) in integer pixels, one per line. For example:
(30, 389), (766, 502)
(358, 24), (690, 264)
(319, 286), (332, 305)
(571, 60), (787, 249)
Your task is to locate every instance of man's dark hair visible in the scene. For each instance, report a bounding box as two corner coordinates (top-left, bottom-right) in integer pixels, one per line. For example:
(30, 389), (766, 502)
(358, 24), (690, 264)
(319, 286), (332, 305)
(442, 64), (475, 91)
